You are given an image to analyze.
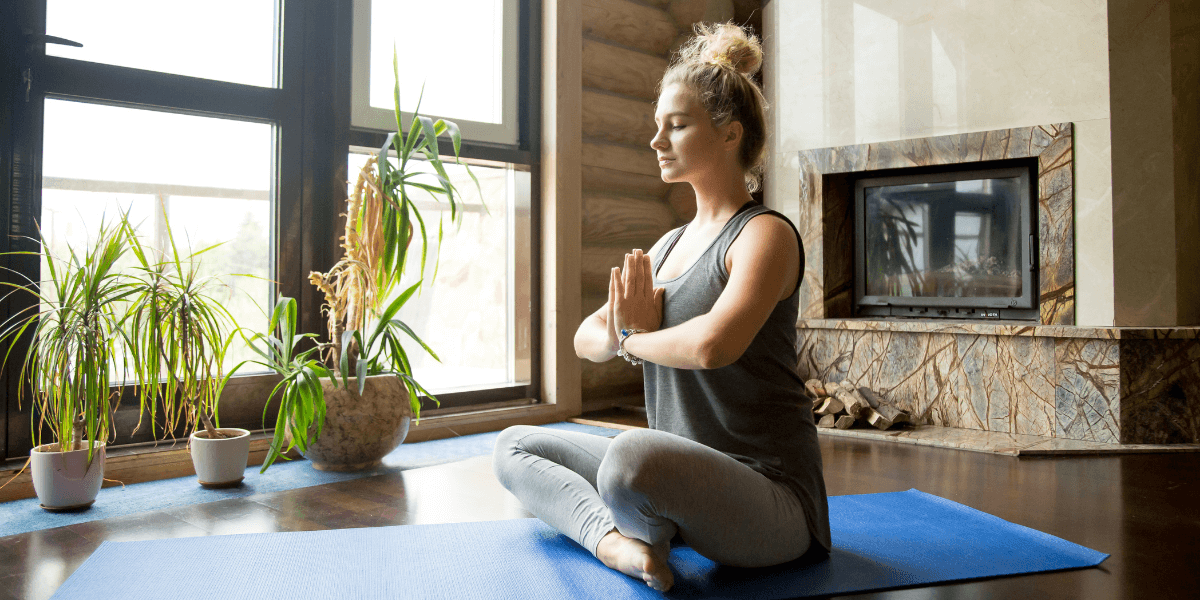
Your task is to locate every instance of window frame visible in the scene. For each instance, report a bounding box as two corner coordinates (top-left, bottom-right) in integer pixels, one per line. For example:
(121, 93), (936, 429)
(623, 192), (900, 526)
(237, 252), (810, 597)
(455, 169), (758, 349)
(0, 0), (542, 464)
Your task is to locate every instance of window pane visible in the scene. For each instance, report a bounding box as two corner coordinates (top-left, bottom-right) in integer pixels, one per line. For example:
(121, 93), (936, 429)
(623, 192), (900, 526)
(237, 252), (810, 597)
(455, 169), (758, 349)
(42, 100), (273, 377)
(369, 0), (503, 123)
(46, 0), (278, 87)
(347, 151), (531, 394)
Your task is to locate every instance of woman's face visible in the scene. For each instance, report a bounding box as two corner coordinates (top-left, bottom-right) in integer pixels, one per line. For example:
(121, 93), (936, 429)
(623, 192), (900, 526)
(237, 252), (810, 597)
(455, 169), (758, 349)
(651, 83), (736, 184)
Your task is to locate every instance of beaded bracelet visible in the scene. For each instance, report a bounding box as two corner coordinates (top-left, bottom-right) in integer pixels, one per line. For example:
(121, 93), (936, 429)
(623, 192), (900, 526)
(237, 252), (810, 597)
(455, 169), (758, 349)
(618, 328), (647, 366)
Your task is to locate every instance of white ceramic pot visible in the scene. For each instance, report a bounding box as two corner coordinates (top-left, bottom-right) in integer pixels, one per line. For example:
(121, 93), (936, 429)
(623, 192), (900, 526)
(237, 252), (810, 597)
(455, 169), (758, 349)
(189, 428), (251, 487)
(30, 441), (106, 511)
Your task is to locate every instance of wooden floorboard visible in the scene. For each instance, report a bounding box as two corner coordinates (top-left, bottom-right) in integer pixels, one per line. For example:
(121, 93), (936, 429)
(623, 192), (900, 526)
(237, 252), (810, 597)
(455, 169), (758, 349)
(2, 433), (1198, 600)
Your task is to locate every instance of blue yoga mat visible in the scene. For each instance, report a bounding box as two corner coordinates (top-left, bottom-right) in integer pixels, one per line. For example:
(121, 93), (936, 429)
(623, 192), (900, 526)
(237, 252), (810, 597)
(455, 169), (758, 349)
(50, 489), (1107, 599)
(0, 421), (621, 538)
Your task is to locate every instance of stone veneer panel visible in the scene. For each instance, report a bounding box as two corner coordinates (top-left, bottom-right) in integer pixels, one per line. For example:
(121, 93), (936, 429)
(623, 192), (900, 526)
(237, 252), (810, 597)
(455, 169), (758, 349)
(797, 329), (1058, 438)
(798, 124), (1075, 325)
(798, 323), (1200, 443)
(1120, 339), (1200, 444)
(1055, 339), (1121, 444)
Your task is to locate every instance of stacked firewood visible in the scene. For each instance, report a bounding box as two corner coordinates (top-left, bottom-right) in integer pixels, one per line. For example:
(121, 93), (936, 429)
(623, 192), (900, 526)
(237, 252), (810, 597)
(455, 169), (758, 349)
(804, 380), (913, 431)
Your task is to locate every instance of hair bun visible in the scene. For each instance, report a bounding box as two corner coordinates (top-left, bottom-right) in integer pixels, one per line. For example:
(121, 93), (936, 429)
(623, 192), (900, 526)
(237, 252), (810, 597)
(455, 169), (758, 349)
(694, 22), (762, 77)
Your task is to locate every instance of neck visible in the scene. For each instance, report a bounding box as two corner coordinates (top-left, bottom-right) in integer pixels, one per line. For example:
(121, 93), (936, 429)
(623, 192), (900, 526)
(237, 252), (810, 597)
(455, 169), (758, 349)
(688, 168), (754, 227)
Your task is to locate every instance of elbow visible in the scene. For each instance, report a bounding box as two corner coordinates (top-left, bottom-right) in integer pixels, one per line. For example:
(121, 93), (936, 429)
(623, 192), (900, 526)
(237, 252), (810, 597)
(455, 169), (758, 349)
(696, 334), (739, 370)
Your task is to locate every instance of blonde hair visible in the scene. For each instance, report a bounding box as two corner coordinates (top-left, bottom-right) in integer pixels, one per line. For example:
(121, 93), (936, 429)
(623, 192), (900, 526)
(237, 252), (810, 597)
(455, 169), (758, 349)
(658, 22), (768, 192)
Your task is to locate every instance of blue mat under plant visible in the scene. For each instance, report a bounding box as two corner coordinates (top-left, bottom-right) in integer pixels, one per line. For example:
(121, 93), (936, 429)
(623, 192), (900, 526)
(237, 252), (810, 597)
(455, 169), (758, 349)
(0, 421), (620, 538)
(49, 489), (1108, 600)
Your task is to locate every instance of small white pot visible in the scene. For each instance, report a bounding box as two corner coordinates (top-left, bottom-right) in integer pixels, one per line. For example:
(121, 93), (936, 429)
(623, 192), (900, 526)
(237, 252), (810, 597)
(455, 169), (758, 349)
(30, 441), (106, 511)
(189, 428), (251, 487)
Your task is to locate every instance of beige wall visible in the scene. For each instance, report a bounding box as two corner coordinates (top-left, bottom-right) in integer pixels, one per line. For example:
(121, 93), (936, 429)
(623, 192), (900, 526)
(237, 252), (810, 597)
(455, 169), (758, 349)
(762, 0), (1115, 326)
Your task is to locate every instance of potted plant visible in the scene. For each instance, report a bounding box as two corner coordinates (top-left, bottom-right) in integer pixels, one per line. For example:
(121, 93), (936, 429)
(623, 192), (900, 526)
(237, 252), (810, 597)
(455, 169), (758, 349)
(122, 214), (247, 487)
(0, 218), (132, 510)
(241, 63), (480, 473)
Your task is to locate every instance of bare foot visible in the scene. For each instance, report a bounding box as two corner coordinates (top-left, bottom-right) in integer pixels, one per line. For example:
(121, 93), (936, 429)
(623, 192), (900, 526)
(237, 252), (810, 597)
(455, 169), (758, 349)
(596, 529), (674, 592)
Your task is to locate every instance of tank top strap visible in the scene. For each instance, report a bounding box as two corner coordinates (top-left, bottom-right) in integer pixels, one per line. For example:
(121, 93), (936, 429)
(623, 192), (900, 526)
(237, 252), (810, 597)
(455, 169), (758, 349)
(705, 202), (773, 271)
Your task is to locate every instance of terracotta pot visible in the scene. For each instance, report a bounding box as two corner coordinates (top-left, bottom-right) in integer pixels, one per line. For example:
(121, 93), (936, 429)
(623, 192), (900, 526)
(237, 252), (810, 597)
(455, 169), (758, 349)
(30, 441), (106, 511)
(287, 374), (413, 471)
(189, 428), (251, 487)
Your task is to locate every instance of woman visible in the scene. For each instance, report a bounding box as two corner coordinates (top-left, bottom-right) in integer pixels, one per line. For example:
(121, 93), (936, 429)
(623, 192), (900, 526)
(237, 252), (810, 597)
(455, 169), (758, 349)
(493, 23), (829, 592)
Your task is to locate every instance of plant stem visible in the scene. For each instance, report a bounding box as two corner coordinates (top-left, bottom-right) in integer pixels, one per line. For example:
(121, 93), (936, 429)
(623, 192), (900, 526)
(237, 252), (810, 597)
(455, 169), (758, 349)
(199, 412), (225, 439)
(71, 414), (84, 452)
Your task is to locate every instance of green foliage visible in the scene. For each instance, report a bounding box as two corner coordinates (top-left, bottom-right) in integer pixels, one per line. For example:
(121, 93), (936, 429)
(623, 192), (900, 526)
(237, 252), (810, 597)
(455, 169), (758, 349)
(233, 297), (333, 473)
(122, 210), (240, 439)
(0, 217), (136, 461)
(372, 50), (483, 301)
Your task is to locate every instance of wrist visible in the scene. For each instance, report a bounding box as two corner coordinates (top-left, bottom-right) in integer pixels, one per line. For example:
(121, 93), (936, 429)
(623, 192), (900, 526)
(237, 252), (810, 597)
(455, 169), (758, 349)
(617, 328), (648, 366)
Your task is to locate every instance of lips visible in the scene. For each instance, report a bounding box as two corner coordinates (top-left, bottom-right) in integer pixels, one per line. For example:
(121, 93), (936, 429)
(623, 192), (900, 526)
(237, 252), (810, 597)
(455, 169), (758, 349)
(658, 158), (674, 167)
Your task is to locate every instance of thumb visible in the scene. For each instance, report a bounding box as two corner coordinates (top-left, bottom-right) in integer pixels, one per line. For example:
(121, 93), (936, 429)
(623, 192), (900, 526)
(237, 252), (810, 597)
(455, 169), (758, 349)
(654, 287), (664, 305)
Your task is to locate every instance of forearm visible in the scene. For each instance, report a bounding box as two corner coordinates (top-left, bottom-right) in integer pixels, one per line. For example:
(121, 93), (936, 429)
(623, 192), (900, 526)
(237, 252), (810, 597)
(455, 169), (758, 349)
(621, 314), (717, 370)
(574, 315), (618, 362)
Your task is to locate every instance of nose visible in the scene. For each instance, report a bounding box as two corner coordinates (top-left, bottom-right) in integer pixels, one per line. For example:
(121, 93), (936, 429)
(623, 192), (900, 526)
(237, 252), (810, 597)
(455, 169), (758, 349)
(650, 126), (668, 151)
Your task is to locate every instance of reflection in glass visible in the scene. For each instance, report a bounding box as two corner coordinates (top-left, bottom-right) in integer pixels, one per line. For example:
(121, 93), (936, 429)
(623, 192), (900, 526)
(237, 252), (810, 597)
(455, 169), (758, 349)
(864, 177), (1022, 299)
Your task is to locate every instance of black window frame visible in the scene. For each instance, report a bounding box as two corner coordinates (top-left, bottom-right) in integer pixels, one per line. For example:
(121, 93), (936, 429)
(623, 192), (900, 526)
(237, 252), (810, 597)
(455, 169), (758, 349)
(0, 0), (542, 463)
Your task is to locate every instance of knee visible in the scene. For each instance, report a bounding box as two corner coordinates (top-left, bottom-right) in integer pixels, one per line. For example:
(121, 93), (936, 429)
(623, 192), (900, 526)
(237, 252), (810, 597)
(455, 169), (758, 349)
(491, 425), (539, 487)
(596, 429), (665, 501)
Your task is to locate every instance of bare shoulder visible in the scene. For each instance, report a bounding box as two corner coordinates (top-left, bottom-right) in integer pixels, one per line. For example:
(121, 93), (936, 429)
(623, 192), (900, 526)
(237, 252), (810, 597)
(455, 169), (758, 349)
(727, 213), (799, 266)
(725, 213), (800, 300)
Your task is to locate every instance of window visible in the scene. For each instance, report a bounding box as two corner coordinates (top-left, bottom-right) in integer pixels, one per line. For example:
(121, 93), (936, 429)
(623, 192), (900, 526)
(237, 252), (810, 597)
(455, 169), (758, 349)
(346, 151), (532, 402)
(350, 0), (521, 144)
(45, 0), (279, 87)
(0, 0), (540, 462)
(41, 100), (274, 374)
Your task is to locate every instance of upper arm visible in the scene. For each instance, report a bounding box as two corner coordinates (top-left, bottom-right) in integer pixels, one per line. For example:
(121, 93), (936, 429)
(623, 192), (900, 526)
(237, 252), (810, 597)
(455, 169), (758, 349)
(701, 215), (800, 368)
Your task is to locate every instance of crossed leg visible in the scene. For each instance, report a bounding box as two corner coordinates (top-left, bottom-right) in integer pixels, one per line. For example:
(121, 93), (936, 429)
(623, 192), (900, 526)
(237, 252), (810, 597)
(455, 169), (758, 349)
(493, 426), (811, 592)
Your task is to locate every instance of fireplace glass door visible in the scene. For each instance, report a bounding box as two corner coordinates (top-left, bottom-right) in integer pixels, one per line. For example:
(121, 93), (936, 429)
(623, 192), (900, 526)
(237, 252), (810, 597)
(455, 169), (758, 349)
(855, 166), (1036, 320)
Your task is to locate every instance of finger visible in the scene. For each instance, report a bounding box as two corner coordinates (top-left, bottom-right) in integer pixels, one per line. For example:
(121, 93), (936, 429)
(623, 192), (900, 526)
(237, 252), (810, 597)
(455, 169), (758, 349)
(628, 253), (638, 297)
(609, 268), (619, 332)
(632, 249), (644, 297)
(608, 267), (616, 310)
(642, 253), (653, 291)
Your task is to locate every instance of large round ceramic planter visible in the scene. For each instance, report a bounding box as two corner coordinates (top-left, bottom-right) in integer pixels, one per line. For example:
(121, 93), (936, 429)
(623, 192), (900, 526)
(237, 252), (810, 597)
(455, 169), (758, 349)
(287, 374), (413, 471)
(190, 428), (251, 488)
(30, 441), (106, 511)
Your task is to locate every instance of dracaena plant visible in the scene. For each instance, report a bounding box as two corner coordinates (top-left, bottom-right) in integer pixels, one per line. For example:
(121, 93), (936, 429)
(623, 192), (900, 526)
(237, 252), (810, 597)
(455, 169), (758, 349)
(0, 217), (134, 460)
(248, 53), (483, 472)
(122, 211), (240, 442)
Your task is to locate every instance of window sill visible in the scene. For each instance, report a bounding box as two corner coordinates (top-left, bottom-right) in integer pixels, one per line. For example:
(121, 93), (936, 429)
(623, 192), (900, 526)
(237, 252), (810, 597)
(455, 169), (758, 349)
(0, 401), (570, 503)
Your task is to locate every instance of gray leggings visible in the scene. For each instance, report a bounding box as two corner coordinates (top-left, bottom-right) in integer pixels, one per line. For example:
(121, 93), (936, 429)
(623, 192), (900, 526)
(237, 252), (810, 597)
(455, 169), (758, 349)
(492, 426), (811, 567)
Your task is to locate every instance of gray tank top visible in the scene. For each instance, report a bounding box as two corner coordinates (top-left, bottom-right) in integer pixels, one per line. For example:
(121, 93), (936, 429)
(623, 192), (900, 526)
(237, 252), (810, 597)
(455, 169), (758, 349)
(644, 201), (831, 554)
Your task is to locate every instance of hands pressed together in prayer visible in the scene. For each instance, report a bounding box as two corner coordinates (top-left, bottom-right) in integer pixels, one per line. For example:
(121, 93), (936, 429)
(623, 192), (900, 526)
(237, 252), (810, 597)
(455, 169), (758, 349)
(607, 249), (665, 354)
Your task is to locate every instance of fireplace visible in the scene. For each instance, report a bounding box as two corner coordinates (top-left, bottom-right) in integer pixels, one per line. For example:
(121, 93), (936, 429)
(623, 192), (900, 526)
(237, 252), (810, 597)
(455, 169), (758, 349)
(791, 124), (1200, 446)
(796, 123), (1075, 326)
(854, 163), (1039, 321)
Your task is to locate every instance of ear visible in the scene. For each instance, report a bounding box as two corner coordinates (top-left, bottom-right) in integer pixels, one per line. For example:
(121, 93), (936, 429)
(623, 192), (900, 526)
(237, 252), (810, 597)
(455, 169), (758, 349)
(724, 121), (743, 152)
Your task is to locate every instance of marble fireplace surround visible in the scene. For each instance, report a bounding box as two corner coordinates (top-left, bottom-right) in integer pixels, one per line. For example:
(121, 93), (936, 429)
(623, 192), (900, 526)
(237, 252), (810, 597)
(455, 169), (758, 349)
(797, 123), (1075, 325)
(793, 125), (1200, 445)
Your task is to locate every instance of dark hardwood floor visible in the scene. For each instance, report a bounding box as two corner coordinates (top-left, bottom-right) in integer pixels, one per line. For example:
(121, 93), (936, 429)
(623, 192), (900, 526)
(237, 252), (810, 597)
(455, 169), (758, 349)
(2, 422), (1198, 600)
